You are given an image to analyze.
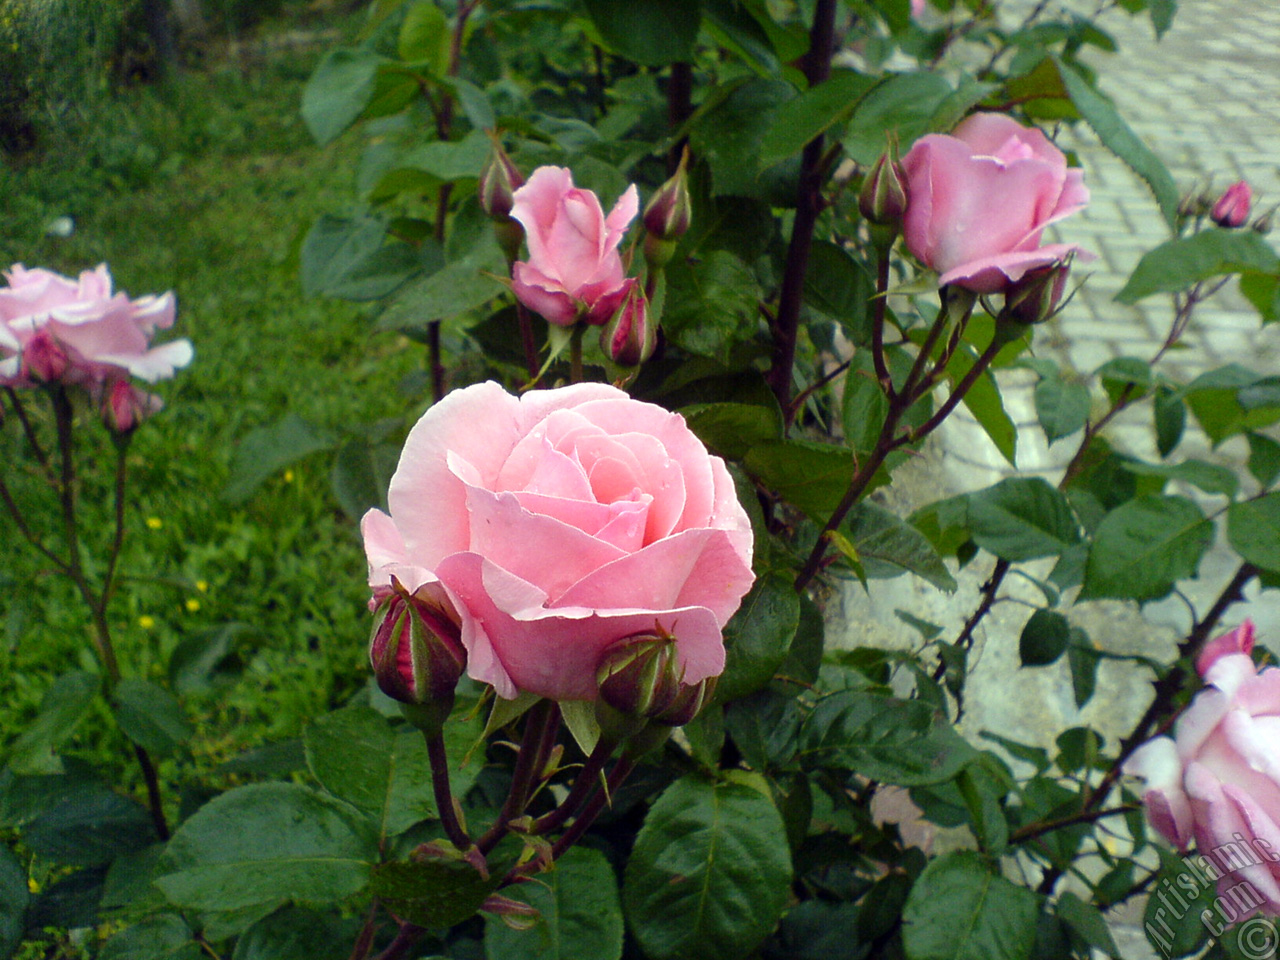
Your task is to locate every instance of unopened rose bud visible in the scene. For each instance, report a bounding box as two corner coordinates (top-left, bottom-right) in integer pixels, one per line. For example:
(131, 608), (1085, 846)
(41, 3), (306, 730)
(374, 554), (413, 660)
(999, 257), (1071, 326)
(598, 280), (654, 367)
(859, 149), (908, 227)
(478, 139), (525, 221)
(1211, 180), (1253, 229)
(22, 330), (68, 383)
(1253, 209), (1274, 235)
(642, 149), (691, 243)
(370, 583), (466, 731)
(596, 630), (681, 719)
(651, 675), (716, 727)
(101, 380), (163, 434)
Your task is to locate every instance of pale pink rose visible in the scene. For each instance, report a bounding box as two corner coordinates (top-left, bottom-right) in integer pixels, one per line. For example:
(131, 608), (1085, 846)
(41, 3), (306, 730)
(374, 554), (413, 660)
(1211, 180), (1253, 229)
(901, 113), (1091, 293)
(509, 167), (639, 327)
(1125, 627), (1280, 919)
(0, 264), (192, 388)
(911, 0), (926, 16)
(361, 381), (755, 702)
(1196, 621), (1256, 677)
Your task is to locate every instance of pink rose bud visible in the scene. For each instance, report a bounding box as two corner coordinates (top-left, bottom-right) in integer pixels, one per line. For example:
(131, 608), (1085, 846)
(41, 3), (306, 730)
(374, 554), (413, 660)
(651, 675), (716, 727)
(509, 167), (639, 327)
(22, 329), (69, 382)
(858, 148), (908, 227)
(912, 0), (926, 15)
(901, 113), (1091, 293)
(478, 139), (525, 221)
(999, 256), (1071, 326)
(370, 583), (467, 730)
(598, 280), (655, 367)
(642, 150), (692, 244)
(1194, 619), (1255, 677)
(101, 380), (163, 434)
(1211, 180), (1253, 229)
(1124, 645), (1280, 921)
(596, 630), (682, 719)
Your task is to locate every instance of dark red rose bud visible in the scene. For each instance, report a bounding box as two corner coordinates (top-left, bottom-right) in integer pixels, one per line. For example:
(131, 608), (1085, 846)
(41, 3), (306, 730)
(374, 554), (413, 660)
(599, 280), (655, 368)
(651, 675), (716, 728)
(642, 149), (692, 243)
(1211, 180), (1253, 229)
(370, 582), (466, 730)
(859, 148), (908, 227)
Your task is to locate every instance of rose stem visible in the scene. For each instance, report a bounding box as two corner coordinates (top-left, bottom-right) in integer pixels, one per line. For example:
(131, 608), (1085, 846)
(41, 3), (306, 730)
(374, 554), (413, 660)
(477, 698), (558, 854)
(5, 385), (54, 479)
(569, 324), (585, 384)
(372, 922), (425, 960)
(870, 245), (893, 392)
(765, 0), (838, 415)
(52, 386), (168, 838)
(795, 291), (995, 592)
(529, 737), (613, 835)
(549, 753), (637, 858)
(515, 301), (540, 384)
(425, 729), (471, 850)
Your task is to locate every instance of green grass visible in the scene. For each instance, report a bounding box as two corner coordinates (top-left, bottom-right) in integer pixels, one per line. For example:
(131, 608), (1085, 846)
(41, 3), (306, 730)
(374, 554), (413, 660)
(0, 14), (429, 787)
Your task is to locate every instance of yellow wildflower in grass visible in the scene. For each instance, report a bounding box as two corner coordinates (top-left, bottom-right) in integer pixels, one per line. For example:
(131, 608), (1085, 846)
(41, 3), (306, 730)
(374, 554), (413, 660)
(146, 517), (163, 530)
(185, 599), (201, 613)
(195, 579), (209, 593)
(139, 615), (156, 630)
(284, 469), (295, 483)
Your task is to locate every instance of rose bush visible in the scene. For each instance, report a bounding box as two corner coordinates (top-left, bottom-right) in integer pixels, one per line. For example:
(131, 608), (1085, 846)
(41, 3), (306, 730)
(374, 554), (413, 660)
(361, 381), (755, 702)
(0, 264), (192, 388)
(901, 112), (1090, 293)
(1126, 621), (1280, 916)
(509, 166), (639, 327)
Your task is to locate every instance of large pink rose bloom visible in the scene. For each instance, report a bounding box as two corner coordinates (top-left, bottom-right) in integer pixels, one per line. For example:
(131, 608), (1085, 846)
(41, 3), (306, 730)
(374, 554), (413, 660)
(361, 382), (755, 702)
(509, 166), (639, 327)
(901, 113), (1090, 293)
(0, 264), (192, 388)
(1125, 621), (1280, 918)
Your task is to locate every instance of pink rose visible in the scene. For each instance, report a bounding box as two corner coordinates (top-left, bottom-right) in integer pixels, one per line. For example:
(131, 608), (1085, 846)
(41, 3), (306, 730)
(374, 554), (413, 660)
(361, 381), (755, 702)
(1211, 180), (1253, 229)
(1125, 624), (1280, 918)
(911, 0), (926, 16)
(509, 167), (639, 327)
(901, 113), (1091, 293)
(0, 264), (192, 388)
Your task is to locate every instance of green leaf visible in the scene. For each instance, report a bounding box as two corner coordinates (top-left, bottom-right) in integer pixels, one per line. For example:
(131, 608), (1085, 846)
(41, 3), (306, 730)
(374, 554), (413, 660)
(0, 844), (28, 959)
(376, 233), (507, 335)
(967, 478), (1081, 561)
(758, 70), (877, 168)
(23, 787), (156, 867)
(846, 502), (956, 592)
(301, 216), (424, 301)
(689, 79), (795, 198)
(1096, 356), (1151, 404)
(302, 49), (384, 146)
(6, 671), (99, 775)
(232, 906), (358, 960)
(743, 440), (853, 522)
(842, 71), (955, 165)
(1053, 57), (1179, 228)
(1248, 433), (1280, 487)
(662, 251), (763, 364)
(223, 414), (335, 504)
(483, 847), (623, 960)
(1118, 458), (1238, 497)
(683, 402), (783, 461)
(1056, 891), (1118, 958)
(956, 764), (1010, 857)
(99, 914), (201, 960)
(803, 240), (875, 343)
(582, 0), (700, 66)
(1240, 271), (1280, 324)
(1034, 374), (1090, 444)
(1154, 385), (1186, 457)
(155, 783), (377, 914)
(948, 347), (1017, 465)
(398, 1), (449, 71)
(169, 623), (251, 695)
(624, 774), (792, 960)
(901, 851), (1040, 960)
(330, 437), (397, 522)
(718, 574), (801, 703)
(798, 691), (975, 786)
(371, 856), (498, 930)
(1228, 493), (1280, 572)
(113, 679), (191, 758)
(842, 352), (889, 456)
(1117, 228), (1280, 303)
(1079, 495), (1213, 601)
(1019, 609), (1070, 667)
(701, 0), (785, 76)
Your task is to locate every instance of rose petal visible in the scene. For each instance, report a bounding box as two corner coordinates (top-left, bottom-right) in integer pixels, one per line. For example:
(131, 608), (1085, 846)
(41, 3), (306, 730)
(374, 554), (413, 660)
(555, 527), (755, 627)
(388, 381), (523, 566)
(1238, 665), (1280, 716)
(1126, 737), (1194, 847)
(436, 552), (724, 701)
(1176, 686), (1234, 762)
(512, 261), (579, 326)
(937, 243), (1094, 295)
(1224, 785), (1280, 909)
